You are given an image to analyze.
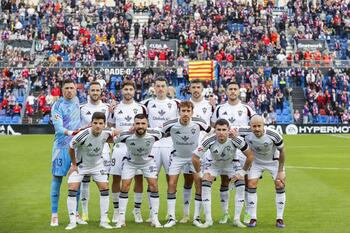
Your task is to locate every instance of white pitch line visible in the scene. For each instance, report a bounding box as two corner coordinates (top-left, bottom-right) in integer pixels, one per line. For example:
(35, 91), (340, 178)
(330, 135), (350, 139)
(286, 145), (350, 148)
(286, 166), (350, 171)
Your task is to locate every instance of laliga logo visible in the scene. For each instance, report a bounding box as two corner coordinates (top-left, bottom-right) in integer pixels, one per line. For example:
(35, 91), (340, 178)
(285, 124), (298, 135)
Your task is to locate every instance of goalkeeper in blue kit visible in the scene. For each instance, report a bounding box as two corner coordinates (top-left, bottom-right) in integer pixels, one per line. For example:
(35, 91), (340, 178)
(50, 79), (83, 227)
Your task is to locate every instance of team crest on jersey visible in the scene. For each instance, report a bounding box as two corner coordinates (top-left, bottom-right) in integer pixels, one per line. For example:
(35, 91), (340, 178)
(137, 148), (145, 153)
(158, 109), (166, 116)
(223, 111), (228, 115)
(125, 115), (132, 122)
(202, 107), (207, 114)
(118, 110), (123, 114)
(238, 110), (243, 116)
(181, 136), (189, 141)
(152, 104), (157, 108)
(167, 103), (172, 109)
(133, 109), (138, 114)
(145, 140), (151, 146)
(54, 114), (60, 120)
(264, 142), (269, 147)
(191, 128), (196, 135)
(93, 147), (100, 153)
(175, 131), (181, 134)
(130, 142), (136, 146)
(213, 149), (219, 154)
(228, 117), (235, 124)
(86, 111), (91, 115)
(88, 143), (92, 147)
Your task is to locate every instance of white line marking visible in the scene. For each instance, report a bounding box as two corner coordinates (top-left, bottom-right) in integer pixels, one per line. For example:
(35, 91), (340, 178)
(330, 135), (350, 139)
(286, 145), (350, 148)
(286, 166), (350, 171)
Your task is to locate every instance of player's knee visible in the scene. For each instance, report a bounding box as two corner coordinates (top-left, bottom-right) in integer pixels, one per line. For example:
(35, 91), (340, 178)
(275, 182), (285, 191)
(235, 179), (245, 188)
(247, 180), (258, 189)
(121, 183), (131, 192)
(82, 175), (91, 183)
(220, 178), (230, 186)
(68, 189), (78, 197)
(112, 175), (121, 185)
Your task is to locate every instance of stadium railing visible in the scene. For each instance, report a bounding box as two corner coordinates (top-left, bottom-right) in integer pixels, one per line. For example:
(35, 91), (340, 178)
(1, 60), (350, 69)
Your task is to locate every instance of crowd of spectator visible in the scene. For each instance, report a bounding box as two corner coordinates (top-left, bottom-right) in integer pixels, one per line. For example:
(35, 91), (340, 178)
(302, 67), (350, 124)
(0, 0), (349, 125)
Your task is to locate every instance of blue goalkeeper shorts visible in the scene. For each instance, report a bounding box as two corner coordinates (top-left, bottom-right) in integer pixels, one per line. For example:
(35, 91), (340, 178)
(52, 148), (71, 176)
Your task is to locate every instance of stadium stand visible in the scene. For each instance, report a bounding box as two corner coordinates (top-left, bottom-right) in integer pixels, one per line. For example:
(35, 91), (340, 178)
(0, 0), (349, 125)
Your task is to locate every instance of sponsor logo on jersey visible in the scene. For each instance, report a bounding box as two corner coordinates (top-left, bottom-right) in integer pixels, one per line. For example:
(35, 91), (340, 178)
(137, 148), (145, 153)
(181, 136), (189, 141)
(125, 115), (132, 122)
(158, 109), (166, 116)
(93, 147), (100, 153)
(228, 117), (235, 124)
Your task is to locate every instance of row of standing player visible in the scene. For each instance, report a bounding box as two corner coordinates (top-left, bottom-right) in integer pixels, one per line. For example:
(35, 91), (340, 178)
(49, 77), (286, 229)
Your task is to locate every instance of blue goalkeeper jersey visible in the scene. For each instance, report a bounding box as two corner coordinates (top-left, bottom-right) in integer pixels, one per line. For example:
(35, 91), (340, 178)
(51, 96), (81, 149)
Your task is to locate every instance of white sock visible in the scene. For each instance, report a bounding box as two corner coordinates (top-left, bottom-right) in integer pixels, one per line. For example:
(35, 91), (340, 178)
(276, 188), (286, 219)
(234, 181), (245, 221)
(81, 176), (90, 215)
(167, 192), (176, 219)
(100, 190), (109, 223)
(193, 193), (202, 220)
(220, 185), (229, 215)
(134, 192), (142, 211)
(150, 192), (160, 218)
(247, 188), (257, 219)
(244, 188), (249, 216)
(147, 187), (153, 216)
(112, 192), (120, 213)
(201, 180), (212, 222)
(67, 190), (77, 224)
(183, 186), (192, 216)
(118, 192), (129, 222)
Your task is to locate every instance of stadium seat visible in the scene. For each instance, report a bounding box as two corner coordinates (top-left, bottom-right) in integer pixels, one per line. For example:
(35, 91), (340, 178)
(276, 109), (282, 115)
(0, 116), (5, 123)
(320, 115), (328, 124)
(5, 116), (11, 124)
(276, 115), (283, 123)
(282, 109), (290, 115)
(42, 115), (50, 124)
(11, 116), (21, 124)
(17, 96), (24, 104)
(0, 109), (5, 115)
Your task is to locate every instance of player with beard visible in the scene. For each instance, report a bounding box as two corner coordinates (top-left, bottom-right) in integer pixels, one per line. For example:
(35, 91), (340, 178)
(109, 80), (147, 224)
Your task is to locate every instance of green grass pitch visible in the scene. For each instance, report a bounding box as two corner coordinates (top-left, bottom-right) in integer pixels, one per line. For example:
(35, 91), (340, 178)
(0, 134), (350, 233)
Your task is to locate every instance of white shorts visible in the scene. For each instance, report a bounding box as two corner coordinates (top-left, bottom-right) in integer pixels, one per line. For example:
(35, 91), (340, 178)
(109, 143), (128, 176)
(203, 161), (236, 178)
(102, 143), (111, 173)
(248, 161), (282, 180)
(152, 138), (173, 174)
(68, 171), (108, 183)
(122, 160), (158, 180)
(168, 155), (194, 176)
